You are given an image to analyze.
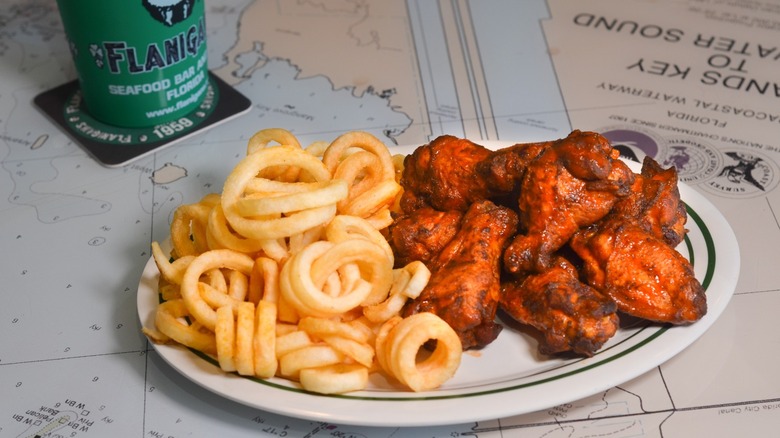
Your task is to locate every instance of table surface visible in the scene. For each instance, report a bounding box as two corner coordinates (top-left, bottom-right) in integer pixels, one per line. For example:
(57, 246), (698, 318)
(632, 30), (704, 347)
(2, 0), (779, 437)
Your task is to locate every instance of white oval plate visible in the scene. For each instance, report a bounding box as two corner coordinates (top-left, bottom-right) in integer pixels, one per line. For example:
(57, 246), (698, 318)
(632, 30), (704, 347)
(137, 151), (739, 427)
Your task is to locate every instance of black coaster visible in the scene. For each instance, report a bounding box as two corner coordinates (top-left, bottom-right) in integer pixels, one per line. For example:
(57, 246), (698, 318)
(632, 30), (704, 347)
(34, 72), (252, 167)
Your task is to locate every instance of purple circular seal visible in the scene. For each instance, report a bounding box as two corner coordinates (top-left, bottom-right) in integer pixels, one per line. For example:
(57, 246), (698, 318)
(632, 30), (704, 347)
(599, 126), (664, 163)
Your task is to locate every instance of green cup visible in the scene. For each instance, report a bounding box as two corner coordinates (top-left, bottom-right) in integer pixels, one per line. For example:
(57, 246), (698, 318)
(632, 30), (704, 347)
(56, 0), (209, 128)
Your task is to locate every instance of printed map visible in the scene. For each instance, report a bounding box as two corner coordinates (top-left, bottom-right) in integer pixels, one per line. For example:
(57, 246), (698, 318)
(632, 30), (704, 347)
(1, 0), (779, 437)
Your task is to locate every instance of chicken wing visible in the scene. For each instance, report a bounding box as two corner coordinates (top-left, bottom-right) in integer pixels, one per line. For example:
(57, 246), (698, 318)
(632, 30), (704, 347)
(402, 200), (519, 349)
(399, 135), (494, 212)
(387, 207), (463, 268)
(503, 130), (635, 274)
(612, 156), (687, 247)
(570, 216), (706, 324)
(500, 257), (619, 356)
(474, 139), (552, 193)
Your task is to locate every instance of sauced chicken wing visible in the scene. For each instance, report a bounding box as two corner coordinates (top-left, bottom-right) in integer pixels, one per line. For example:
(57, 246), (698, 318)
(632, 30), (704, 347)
(570, 216), (706, 324)
(570, 157), (704, 324)
(474, 140), (552, 193)
(399, 135), (494, 212)
(503, 131), (635, 274)
(611, 156), (687, 247)
(500, 257), (619, 356)
(402, 200), (519, 350)
(387, 207), (463, 268)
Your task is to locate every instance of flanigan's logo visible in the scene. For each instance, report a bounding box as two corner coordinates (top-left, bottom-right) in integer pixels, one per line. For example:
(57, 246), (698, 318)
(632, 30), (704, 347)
(89, 15), (206, 75)
(143, 0), (197, 27)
